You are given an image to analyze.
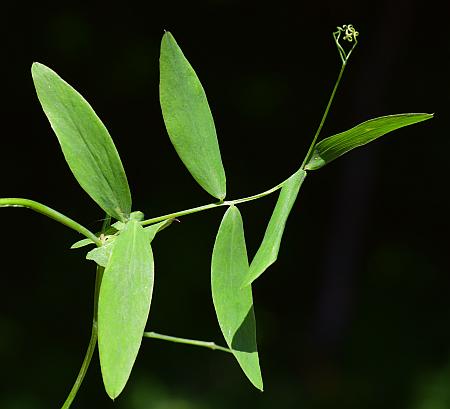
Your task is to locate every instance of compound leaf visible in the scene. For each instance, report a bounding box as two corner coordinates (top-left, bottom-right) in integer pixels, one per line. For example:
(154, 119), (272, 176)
(98, 220), (154, 399)
(305, 113), (433, 170)
(32, 63), (132, 221)
(160, 32), (226, 200)
(242, 169), (306, 287)
(211, 206), (263, 390)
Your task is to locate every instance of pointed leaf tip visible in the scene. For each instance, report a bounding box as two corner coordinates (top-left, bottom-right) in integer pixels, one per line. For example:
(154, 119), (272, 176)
(242, 169), (306, 287)
(212, 206), (263, 390)
(305, 113), (433, 170)
(160, 32), (226, 199)
(32, 62), (132, 221)
(98, 220), (154, 398)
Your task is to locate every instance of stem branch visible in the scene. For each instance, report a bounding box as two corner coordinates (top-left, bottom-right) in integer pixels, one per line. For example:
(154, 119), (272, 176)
(143, 331), (232, 354)
(61, 266), (104, 409)
(141, 202), (225, 226)
(0, 198), (101, 246)
(61, 217), (109, 409)
(141, 178), (289, 226)
(300, 61), (347, 169)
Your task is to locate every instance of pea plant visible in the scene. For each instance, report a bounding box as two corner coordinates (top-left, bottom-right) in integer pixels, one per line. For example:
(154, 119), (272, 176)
(0, 25), (432, 407)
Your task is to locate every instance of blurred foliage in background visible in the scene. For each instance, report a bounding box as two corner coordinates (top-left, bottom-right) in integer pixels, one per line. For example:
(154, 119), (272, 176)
(2, 0), (449, 408)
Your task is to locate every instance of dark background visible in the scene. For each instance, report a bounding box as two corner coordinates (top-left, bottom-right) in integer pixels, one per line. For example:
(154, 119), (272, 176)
(2, 1), (449, 408)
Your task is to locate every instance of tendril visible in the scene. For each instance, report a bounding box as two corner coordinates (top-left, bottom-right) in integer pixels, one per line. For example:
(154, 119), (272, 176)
(341, 24), (359, 42)
(333, 24), (359, 64)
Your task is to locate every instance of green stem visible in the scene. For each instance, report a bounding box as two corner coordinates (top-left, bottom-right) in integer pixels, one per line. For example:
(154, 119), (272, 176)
(141, 202), (225, 226)
(300, 61), (347, 169)
(0, 198), (101, 246)
(141, 178), (288, 226)
(61, 266), (104, 409)
(61, 217), (109, 409)
(226, 179), (286, 205)
(143, 331), (232, 354)
(301, 29), (358, 168)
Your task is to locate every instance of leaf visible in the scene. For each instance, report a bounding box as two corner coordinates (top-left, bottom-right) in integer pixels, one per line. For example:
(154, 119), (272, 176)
(129, 211), (144, 221)
(98, 220), (154, 399)
(211, 206), (263, 390)
(70, 237), (95, 249)
(86, 239), (116, 267)
(242, 169), (306, 287)
(71, 225), (120, 250)
(305, 113), (433, 170)
(112, 211), (144, 231)
(144, 219), (174, 242)
(160, 32), (226, 200)
(31, 63), (132, 221)
(111, 221), (126, 231)
(88, 220), (170, 268)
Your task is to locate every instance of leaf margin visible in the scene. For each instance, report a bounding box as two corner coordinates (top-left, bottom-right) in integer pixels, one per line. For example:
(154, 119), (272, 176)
(305, 113), (433, 170)
(211, 205), (263, 391)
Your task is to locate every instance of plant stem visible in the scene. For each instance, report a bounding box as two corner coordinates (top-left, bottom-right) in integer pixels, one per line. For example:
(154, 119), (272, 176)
(61, 266), (104, 409)
(0, 198), (101, 246)
(226, 179), (286, 205)
(143, 331), (232, 354)
(61, 217), (109, 409)
(141, 202), (225, 226)
(300, 61), (347, 169)
(140, 178), (288, 226)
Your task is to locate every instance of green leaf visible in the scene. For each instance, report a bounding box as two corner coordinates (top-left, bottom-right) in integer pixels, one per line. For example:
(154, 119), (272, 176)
(129, 211), (144, 221)
(31, 63), (132, 221)
(70, 237), (95, 249)
(211, 206), (263, 390)
(144, 219), (174, 241)
(86, 239), (116, 267)
(305, 113), (433, 170)
(111, 221), (126, 231)
(71, 225), (120, 249)
(242, 169), (306, 287)
(87, 220), (169, 268)
(160, 32), (226, 200)
(98, 220), (154, 399)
